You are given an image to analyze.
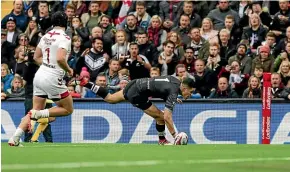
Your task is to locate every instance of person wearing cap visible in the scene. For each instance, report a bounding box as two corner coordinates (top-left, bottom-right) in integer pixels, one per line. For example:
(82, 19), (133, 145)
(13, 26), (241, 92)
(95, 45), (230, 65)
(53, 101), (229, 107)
(1, 0), (28, 32)
(4, 16), (22, 45)
(251, 45), (275, 74)
(228, 43), (252, 75)
(1, 29), (16, 68)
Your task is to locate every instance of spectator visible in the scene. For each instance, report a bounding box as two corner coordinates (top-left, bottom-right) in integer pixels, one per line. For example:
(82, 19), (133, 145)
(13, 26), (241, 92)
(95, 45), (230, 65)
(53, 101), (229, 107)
(153, 41), (179, 76)
(71, 15), (89, 41)
(207, 0), (240, 31)
(271, 73), (284, 98)
(261, 32), (277, 57)
(278, 61), (290, 86)
(118, 76), (130, 90)
(218, 60), (250, 97)
(270, 0), (290, 42)
(280, 79), (290, 100)
(1, 63), (14, 92)
(171, 14), (191, 45)
(192, 1), (210, 19)
(75, 67), (90, 98)
(200, 18), (219, 43)
(69, 0), (88, 16)
(150, 67), (160, 78)
(98, 1), (114, 18)
(81, 1), (104, 34)
(121, 42), (151, 80)
(147, 15), (167, 51)
(229, 0), (248, 19)
(1, 29), (16, 68)
(228, 43), (252, 75)
(274, 43), (290, 71)
(111, 30), (129, 59)
(206, 42), (225, 75)
(84, 73), (107, 98)
(174, 64), (201, 99)
(127, 1), (159, 17)
(1, 0), (28, 32)
(193, 59), (217, 98)
(123, 1), (151, 31)
(253, 65), (264, 85)
(118, 68), (130, 80)
(179, 47), (196, 73)
(251, 45), (274, 74)
(275, 26), (290, 58)
(76, 37), (109, 82)
(24, 16), (41, 47)
(187, 28), (209, 60)
(68, 85), (81, 98)
(159, 1), (182, 31)
(4, 16), (22, 46)
(68, 36), (83, 71)
(104, 59), (120, 93)
(166, 31), (184, 60)
(137, 31), (159, 64)
(1, 82), (7, 100)
(208, 77), (239, 98)
(242, 76), (261, 98)
(17, 33), (29, 47)
(224, 15), (242, 46)
(28, 1), (51, 35)
(218, 29), (236, 62)
(174, 1), (202, 28)
(6, 76), (25, 98)
(11, 47), (27, 77)
(122, 14), (143, 43)
(242, 13), (268, 51)
(239, 1), (272, 28)
(99, 15), (116, 47)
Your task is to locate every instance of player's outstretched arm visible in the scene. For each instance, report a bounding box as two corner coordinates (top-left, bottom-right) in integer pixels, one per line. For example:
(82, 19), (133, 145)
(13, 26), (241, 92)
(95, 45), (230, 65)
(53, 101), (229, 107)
(163, 108), (177, 137)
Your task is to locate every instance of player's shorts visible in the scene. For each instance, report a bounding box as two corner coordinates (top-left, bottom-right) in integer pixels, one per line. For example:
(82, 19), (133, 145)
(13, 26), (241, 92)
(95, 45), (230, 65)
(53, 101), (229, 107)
(123, 80), (152, 110)
(33, 71), (69, 101)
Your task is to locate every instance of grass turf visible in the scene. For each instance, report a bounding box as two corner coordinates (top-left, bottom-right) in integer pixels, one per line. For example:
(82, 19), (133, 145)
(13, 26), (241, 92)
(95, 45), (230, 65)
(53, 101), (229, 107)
(1, 144), (290, 172)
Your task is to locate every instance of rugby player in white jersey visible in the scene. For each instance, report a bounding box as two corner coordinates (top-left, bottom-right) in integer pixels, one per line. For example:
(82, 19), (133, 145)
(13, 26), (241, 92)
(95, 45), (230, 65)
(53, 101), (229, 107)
(8, 11), (74, 146)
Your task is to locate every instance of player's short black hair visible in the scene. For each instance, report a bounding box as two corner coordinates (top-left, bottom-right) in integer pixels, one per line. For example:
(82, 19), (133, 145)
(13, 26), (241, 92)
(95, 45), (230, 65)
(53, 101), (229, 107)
(182, 77), (196, 88)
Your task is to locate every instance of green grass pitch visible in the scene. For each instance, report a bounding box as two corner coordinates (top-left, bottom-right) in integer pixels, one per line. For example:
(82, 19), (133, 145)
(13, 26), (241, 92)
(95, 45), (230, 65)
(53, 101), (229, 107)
(2, 144), (290, 172)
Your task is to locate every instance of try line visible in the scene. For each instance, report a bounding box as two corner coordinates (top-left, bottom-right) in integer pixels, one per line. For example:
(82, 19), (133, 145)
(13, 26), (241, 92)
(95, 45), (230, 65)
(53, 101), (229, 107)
(2, 157), (290, 170)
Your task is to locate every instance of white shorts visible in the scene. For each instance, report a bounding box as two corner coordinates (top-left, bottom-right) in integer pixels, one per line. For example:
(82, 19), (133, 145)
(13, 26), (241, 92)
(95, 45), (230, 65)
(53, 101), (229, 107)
(33, 70), (69, 101)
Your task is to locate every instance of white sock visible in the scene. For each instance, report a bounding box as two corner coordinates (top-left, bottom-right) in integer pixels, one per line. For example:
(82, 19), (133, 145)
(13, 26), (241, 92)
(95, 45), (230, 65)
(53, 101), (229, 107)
(37, 109), (50, 118)
(13, 128), (24, 142)
(158, 131), (165, 136)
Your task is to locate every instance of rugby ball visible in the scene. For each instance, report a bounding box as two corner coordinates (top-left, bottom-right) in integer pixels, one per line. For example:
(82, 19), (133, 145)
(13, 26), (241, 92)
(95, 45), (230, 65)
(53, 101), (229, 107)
(174, 132), (188, 145)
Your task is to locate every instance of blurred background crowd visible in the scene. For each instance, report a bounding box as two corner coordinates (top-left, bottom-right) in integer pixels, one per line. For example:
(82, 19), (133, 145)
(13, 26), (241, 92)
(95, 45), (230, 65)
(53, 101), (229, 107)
(1, 0), (290, 100)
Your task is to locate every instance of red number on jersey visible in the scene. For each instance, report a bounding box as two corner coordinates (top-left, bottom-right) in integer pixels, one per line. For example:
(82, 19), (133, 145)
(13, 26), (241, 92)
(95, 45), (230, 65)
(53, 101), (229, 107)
(45, 48), (50, 63)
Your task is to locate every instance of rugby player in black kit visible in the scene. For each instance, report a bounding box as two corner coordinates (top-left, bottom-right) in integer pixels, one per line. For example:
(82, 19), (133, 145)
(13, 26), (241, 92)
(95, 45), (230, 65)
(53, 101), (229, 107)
(79, 75), (196, 145)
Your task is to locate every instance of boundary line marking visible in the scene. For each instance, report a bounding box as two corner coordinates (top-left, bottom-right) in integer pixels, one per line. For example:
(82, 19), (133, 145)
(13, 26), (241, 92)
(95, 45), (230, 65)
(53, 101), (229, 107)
(2, 157), (290, 170)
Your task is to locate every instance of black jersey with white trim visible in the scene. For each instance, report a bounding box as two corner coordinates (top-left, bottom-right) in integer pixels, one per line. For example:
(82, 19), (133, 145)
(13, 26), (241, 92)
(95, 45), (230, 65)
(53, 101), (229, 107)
(135, 76), (181, 111)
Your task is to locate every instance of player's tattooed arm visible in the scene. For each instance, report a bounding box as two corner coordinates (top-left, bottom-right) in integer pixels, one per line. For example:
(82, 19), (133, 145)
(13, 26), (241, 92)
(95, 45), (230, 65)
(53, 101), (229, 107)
(164, 93), (178, 137)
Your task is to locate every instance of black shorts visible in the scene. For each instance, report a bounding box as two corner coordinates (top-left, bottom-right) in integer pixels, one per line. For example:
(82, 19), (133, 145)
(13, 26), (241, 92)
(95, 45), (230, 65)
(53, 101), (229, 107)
(123, 80), (152, 110)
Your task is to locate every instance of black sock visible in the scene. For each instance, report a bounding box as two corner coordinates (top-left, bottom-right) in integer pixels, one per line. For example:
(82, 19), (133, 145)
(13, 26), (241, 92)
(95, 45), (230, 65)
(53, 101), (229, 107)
(84, 82), (109, 99)
(156, 123), (165, 140)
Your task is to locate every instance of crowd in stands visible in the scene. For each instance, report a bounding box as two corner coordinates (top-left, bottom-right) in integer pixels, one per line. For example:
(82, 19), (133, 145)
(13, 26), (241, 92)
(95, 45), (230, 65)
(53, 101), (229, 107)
(1, 0), (290, 100)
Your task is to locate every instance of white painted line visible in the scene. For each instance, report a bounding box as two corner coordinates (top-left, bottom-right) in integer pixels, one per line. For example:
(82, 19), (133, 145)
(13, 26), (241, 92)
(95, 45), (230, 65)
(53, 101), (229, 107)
(2, 157), (290, 170)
